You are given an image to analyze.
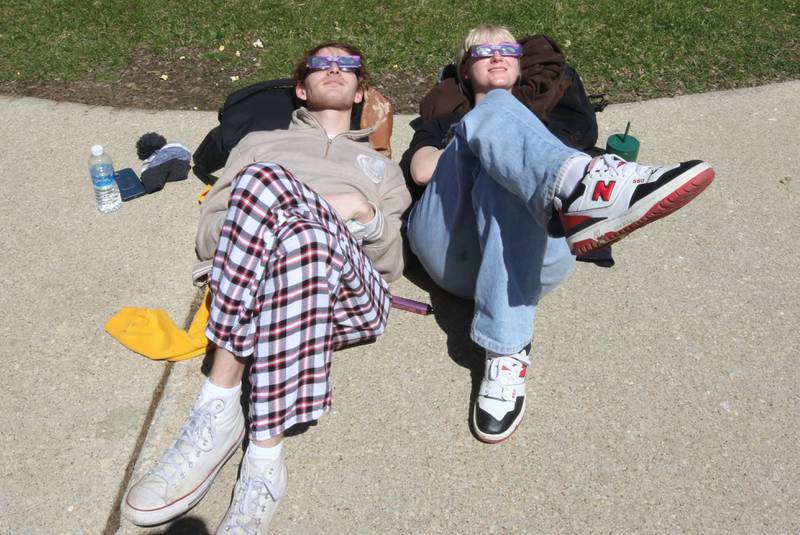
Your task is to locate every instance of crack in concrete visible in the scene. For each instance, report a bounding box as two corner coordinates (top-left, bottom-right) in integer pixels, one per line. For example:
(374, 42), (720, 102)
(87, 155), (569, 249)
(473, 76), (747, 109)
(104, 288), (206, 534)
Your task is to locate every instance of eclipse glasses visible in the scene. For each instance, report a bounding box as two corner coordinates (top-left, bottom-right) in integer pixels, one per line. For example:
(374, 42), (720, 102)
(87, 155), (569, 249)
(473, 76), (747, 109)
(305, 55), (362, 72)
(469, 43), (523, 58)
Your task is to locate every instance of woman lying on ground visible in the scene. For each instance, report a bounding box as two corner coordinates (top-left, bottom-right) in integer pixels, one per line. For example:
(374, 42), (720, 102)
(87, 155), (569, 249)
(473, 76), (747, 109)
(401, 24), (714, 443)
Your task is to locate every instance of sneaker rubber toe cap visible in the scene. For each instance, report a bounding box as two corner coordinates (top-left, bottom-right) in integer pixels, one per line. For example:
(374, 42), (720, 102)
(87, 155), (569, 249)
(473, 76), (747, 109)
(125, 484), (167, 511)
(122, 483), (175, 526)
(473, 397), (525, 442)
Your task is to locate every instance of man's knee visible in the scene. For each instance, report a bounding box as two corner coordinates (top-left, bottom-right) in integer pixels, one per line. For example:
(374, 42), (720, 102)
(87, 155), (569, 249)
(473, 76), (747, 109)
(236, 162), (301, 195)
(277, 218), (336, 260)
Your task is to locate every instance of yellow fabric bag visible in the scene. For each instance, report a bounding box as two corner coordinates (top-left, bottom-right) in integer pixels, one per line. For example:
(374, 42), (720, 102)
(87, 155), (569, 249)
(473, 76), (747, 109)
(105, 289), (212, 361)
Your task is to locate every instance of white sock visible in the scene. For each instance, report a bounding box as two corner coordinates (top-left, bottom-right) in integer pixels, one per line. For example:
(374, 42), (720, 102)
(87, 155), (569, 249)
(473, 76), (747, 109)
(555, 154), (593, 201)
(196, 378), (241, 407)
(247, 441), (284, 462)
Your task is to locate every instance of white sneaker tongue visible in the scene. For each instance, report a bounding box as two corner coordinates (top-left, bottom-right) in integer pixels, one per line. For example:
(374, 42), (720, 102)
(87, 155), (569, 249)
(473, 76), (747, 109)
(587, 156), (605, 173)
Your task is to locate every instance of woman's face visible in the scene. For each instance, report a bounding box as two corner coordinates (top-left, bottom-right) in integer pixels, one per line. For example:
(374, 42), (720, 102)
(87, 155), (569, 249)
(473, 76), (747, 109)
(463, 33), (520, 98)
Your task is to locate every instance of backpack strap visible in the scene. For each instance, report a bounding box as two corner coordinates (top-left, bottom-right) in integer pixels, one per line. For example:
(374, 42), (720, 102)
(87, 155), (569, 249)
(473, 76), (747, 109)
(192, 125), (226, 185)
(361, 87), (395, 157)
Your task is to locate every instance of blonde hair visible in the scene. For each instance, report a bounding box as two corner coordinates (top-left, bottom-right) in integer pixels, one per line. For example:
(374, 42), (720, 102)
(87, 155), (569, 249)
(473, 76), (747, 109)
(454, 24), (517, 100)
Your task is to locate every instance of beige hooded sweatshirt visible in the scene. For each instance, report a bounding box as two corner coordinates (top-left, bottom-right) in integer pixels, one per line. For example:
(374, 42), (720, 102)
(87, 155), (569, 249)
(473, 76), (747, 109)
(195, 107), (411, 282)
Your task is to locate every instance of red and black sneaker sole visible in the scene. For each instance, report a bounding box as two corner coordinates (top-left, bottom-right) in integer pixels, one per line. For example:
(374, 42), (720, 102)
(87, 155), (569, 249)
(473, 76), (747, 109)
(568, 166), (715, 256)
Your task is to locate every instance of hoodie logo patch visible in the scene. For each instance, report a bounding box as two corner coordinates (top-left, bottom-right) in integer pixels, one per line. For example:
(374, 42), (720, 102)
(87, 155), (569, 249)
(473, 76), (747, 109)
(357, 154), (385, 184)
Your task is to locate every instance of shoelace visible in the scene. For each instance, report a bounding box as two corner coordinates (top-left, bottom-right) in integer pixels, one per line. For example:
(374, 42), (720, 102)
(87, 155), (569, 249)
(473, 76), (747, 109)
(483, 353), (531, 401)
(588, 154), (652, 182)
(224, 467), (282, 533)
(151, 404), (216, 485)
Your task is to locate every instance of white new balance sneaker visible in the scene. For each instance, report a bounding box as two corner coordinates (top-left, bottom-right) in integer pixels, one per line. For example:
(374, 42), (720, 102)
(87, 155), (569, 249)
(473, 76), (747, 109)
(121, 397), (245, 526)
(557, 155), (714, 255)
(216, 452), (288, 534)
(472, 351), (530, 444)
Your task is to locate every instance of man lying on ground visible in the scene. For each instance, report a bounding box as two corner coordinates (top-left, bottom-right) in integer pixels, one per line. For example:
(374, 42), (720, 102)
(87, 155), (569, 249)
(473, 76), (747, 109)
(121, 41), (411, 533)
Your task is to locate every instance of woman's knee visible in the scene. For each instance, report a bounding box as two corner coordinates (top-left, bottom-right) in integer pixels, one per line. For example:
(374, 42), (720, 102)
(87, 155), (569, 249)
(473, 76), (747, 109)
(540, 240), (576, 294)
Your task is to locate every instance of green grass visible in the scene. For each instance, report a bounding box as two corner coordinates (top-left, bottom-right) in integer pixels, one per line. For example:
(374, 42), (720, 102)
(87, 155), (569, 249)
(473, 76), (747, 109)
(1, 0), (798, 104)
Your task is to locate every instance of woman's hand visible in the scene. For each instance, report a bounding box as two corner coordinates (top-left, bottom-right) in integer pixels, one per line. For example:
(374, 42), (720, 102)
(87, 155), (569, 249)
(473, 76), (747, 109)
(323, 192), (375, 223)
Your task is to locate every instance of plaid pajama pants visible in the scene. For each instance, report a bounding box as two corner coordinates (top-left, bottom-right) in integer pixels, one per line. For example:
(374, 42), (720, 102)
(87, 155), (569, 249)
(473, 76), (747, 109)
(206, 162), (391, 440)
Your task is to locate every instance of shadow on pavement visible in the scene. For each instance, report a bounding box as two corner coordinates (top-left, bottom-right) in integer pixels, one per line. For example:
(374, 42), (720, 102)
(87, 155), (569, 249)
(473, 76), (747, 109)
(153, 516), (211, 534)
(403, 259), (487, 439)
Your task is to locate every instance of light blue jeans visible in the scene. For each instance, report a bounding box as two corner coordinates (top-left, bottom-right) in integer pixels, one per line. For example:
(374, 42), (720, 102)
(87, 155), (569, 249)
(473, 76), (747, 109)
(407, 89), (580, 354)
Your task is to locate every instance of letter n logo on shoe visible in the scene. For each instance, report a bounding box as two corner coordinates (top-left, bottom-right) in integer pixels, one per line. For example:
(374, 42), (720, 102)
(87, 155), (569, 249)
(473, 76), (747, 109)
(592, 180), (616, 202)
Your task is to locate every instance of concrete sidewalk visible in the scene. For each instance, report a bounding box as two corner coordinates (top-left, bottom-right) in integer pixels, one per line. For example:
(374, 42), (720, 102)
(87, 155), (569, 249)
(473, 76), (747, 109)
(1, 81), (798, 534)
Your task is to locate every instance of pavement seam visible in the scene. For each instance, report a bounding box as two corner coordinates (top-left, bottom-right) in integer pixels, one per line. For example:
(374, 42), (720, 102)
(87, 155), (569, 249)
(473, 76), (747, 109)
(103, 288), (206, 535)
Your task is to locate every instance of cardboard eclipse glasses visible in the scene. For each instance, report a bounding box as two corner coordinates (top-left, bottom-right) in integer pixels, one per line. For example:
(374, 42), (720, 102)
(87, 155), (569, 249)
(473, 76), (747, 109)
(305, 55), (362, 71)
(469, 43), (522, 58)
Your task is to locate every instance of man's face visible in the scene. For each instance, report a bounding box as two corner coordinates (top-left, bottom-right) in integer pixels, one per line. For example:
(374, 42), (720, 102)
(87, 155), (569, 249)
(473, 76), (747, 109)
(463, 34), (521, 97)
(295, 46), (364, 111)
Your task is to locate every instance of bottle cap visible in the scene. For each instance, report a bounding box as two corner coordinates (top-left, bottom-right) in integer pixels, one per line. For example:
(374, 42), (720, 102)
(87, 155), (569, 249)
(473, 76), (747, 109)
(91, 144), (103, 156)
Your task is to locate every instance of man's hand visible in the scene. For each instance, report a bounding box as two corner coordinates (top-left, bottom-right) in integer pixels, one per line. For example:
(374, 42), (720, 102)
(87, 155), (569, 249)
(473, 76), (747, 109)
(323, 192), (375, 223)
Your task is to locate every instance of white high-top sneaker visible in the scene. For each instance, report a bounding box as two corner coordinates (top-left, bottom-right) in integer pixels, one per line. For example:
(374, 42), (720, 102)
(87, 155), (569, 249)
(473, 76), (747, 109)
(216, 452), (288, 534)
(122, 396), (245, 526)
(557, 155), (714, 255)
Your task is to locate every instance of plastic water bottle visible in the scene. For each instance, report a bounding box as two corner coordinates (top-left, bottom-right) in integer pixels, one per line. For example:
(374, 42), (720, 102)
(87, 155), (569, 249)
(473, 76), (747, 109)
(89, 144), (122, 213)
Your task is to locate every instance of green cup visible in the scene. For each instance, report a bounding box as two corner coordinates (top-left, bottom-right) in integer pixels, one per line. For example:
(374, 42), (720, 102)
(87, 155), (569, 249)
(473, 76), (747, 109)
(606, 132), (640, 161)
